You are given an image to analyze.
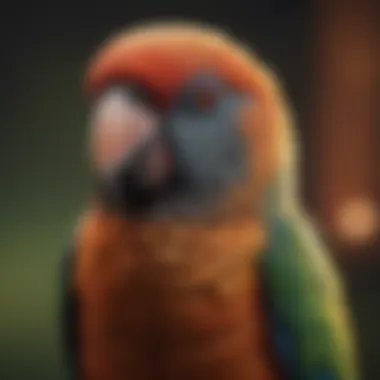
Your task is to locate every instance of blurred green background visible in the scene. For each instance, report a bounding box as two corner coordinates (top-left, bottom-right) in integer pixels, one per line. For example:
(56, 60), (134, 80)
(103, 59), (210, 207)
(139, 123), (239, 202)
(0, 1), (378, 379)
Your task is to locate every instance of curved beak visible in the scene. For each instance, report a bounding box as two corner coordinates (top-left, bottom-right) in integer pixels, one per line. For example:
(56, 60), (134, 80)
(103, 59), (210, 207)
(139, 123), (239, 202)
(90, 87), (171, 189)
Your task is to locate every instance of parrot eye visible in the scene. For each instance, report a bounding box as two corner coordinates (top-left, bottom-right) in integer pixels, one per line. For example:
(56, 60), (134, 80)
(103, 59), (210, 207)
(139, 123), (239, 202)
(175, 72), (224, 113)
(194, 87), (217, 111)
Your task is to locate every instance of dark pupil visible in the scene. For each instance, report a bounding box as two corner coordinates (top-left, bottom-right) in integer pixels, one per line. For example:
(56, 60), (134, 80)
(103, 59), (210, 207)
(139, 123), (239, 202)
(195, 88), (216, 110)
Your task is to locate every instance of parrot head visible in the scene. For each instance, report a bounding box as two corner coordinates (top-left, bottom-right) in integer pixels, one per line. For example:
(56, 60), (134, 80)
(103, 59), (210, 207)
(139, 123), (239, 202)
(85, 22), (289, 219)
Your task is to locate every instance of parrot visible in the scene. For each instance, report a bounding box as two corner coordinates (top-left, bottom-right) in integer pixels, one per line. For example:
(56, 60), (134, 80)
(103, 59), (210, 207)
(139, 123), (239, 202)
(60, 21), (360, 380)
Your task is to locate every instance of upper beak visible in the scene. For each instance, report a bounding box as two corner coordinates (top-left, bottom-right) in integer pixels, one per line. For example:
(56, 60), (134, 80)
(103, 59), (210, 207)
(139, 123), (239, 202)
(90, 87), (171, 188)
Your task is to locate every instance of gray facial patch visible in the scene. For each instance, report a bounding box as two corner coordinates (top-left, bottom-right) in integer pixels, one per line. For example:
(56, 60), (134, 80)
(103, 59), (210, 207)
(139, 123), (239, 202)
(164, 71), (249, 197)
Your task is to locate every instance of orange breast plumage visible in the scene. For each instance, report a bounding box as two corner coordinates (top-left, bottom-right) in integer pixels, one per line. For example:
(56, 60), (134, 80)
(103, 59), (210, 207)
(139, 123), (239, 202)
(73, 210), (280, 380)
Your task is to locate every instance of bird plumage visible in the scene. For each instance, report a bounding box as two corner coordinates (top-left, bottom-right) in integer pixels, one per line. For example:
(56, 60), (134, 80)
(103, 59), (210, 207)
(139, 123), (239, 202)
(61, 21), (359, 380)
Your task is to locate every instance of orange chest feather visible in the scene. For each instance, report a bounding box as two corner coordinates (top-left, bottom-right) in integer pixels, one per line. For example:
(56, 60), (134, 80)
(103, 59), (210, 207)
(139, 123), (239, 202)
(75, 213), (266, 295)
(75, 212), (279, 380)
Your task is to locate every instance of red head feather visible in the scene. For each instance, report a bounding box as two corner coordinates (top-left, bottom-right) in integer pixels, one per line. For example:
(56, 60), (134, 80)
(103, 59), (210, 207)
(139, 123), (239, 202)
(86, 23), (272, 106)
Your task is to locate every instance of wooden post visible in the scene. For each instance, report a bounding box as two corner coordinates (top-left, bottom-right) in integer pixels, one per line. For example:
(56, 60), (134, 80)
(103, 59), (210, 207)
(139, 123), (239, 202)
(312, 0), (379, 247)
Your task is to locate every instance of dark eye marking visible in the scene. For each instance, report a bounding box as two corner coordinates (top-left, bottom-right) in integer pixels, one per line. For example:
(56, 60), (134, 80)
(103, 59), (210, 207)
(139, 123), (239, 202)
(193, 85), (219, 111)
(174, 71), (226, 113)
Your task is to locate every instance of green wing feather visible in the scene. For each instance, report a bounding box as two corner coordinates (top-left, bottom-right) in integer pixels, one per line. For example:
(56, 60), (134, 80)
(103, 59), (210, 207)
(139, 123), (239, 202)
(261, 208), (360, 379)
